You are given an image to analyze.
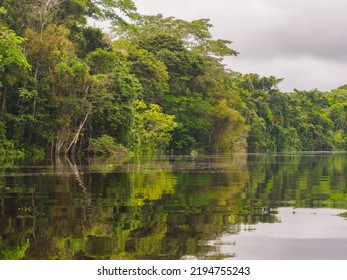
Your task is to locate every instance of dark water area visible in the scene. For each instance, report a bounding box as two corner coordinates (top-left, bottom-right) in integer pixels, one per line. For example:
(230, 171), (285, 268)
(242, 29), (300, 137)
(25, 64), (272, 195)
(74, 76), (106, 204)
(1, 153), (347, 260)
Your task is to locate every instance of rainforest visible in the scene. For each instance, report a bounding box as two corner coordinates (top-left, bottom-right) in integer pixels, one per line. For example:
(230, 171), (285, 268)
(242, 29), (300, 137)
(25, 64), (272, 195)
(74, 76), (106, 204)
(2, 0), (347, 261)
(0, 0), (346, 158)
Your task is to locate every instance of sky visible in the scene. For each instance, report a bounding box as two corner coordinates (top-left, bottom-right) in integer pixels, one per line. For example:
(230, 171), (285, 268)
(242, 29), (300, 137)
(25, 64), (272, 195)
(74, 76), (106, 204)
(131, 0), (347, 92)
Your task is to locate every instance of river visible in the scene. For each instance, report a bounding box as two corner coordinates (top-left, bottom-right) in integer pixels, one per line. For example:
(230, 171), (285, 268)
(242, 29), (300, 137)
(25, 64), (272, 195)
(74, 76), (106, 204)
(1, 152), (347, 259)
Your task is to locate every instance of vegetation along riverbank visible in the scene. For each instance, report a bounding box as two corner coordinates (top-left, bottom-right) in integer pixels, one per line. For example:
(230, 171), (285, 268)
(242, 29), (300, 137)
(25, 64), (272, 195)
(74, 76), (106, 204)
(1, 1), (347, 158)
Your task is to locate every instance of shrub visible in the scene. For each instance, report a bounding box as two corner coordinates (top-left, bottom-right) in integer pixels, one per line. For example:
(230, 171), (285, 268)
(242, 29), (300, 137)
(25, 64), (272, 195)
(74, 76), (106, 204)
(88, 134), (130, 156)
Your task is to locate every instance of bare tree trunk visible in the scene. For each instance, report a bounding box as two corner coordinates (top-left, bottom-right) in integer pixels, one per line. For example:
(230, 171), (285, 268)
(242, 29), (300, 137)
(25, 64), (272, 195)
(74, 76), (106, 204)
(65, 112), (89, 154)
(33, 0), (66, 35)
(32, 66), (39, 117)
(65, 84), (92, 155)
(1, 87), (7, 116)
(50, 141), (55, 160)
(208, 126), (215, 145)
(55, 127), (69, 155)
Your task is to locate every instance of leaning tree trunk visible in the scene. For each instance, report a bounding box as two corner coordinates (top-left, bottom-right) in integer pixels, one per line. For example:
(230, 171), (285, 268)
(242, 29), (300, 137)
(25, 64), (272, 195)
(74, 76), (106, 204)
(64, 112), (89, 155)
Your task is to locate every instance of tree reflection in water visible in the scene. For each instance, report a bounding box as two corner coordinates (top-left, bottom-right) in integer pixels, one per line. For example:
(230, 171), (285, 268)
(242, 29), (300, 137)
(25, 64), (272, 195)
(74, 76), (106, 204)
(1, 153), (347, 259)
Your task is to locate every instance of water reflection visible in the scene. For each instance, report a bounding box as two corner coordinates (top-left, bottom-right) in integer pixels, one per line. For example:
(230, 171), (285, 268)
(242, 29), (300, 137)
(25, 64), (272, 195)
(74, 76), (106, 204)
(0, 153), (347, 259)
(218, 208), (347, 260)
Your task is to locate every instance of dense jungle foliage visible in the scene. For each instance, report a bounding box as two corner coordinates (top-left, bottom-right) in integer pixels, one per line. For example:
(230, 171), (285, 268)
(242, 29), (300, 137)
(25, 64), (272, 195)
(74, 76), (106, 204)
(1, 0), (347, 156)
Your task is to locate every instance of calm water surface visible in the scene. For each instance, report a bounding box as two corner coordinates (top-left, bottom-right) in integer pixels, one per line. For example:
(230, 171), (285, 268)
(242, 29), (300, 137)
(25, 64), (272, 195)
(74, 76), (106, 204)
(1, 153), (347, 259)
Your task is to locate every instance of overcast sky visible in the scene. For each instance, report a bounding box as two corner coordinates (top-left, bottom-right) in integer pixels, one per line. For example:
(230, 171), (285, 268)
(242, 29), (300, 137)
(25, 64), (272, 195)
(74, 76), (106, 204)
(131, 0), (347, 92)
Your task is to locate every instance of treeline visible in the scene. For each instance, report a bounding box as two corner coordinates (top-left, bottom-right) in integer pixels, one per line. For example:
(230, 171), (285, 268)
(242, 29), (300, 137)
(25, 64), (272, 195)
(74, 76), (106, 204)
(0, 0), (347, 156)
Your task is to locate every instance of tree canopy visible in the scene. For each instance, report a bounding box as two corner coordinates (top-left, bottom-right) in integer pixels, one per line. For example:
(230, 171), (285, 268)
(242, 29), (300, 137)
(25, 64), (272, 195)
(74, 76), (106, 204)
(0, 1), (347, 157)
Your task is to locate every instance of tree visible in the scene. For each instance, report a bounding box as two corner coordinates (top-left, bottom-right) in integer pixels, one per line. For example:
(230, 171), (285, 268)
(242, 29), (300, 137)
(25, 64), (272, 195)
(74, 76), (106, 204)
(0, 14), (30, 153)
(130, 100), (177, 153)
(22, 24), (74, 151)
(0, 24), (30, 113)
(3, 1), (347, 156)
(1, 0), (138, 34)
(114, 14), (238, 59)
(209, 99), (248, 152)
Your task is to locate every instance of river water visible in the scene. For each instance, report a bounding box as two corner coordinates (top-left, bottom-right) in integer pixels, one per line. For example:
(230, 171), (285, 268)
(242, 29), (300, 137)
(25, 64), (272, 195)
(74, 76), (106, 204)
(1, 152), (347, 259)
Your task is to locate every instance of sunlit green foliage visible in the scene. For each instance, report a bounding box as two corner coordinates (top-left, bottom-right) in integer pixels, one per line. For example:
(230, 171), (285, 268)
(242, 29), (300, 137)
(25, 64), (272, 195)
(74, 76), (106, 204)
(130, 100), (177, 154)
(88, 134), (130, 156)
